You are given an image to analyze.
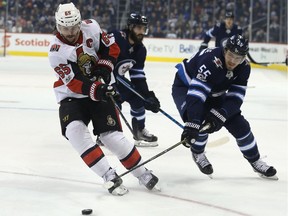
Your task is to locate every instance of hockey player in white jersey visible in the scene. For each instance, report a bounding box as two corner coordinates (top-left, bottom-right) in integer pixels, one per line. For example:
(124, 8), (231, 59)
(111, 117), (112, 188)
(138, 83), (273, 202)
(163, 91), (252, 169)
(48, 2), (159, 195)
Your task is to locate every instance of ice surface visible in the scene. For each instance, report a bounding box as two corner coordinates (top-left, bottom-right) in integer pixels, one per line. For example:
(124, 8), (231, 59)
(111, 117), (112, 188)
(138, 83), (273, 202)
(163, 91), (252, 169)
(0, 56), (287, 216)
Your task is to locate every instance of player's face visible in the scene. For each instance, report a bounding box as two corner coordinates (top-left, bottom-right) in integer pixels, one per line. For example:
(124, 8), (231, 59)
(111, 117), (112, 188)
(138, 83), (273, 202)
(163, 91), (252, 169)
(224, 50), (245, 70)
(130, 25), (148, 44)
(225, 18), (233, 29)
(58, 24), (81, 44)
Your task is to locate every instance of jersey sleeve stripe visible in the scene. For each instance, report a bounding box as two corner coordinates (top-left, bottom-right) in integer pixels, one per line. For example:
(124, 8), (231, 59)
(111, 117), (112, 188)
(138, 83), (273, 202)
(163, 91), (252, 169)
(130, 74), (145, 79)
(175, 62), (191, 86)
(187, 89), (207, 102)
(191, 79), (211, 92)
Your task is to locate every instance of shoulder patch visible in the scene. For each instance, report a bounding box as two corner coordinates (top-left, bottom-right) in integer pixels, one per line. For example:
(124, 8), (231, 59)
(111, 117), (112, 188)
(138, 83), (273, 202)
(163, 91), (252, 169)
(50, 44), (60, 52)
(213, 56), (223, 69)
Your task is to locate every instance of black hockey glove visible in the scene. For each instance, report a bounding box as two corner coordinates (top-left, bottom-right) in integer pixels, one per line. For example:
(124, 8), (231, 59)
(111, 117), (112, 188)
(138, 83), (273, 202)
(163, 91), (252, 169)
(89, 82), (118, 102)
(181, 122), (201, 148)
(144, 91), (160, 113)
(199, 42), (208, 51)
(202, 108), (227, 134)
(94, 66), (111, 84)
(94, 59), (114, 84)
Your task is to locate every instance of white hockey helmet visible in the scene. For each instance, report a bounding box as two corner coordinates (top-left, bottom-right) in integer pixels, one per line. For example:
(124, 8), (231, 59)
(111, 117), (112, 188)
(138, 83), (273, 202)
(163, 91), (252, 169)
(55, 2), (81, 28)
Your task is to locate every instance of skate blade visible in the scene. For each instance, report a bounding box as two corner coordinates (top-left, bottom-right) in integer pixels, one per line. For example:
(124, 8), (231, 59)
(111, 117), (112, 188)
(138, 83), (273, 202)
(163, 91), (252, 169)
(152, 185), (161, 192)
(103, 181), (129, 196)
(258, 173), (279, 180)
(134, 140), (158, 147)
(111, 185), (129, 196)
(207, 174), (213, 179)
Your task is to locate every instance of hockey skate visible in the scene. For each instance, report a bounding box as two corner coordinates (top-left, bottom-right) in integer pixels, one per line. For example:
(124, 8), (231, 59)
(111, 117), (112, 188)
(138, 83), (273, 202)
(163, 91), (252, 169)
(103, 168), (129, 196)
(138, 169), (160, 191)
(192, 152), (213, 178)
(250, 159), (278, 180)
(134, 128), (158, 147)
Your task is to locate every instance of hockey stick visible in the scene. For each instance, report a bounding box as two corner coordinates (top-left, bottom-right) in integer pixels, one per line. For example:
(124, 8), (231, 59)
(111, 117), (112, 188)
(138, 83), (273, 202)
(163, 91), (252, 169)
(98, 75), (135, 137)
(116, 75), (184, 129)
(109, 95), (135, 137)
(104, 140), (185, 189)
(247, 52), (286, 66)
(116, 75), (230, 147)
(104, 124), (213, 189)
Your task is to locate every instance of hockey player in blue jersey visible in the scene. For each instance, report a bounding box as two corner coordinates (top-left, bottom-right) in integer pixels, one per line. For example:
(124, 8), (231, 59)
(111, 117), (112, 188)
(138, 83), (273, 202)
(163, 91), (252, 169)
(172, 34), (277, 180)
(106, 13), (160, 147)
(199, 11), (242, 51)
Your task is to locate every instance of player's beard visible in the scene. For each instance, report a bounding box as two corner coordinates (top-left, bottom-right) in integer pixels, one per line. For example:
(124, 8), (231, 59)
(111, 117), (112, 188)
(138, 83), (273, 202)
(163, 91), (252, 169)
(130, 30), (144, 44)
(64, 35), (78, 44)
(62, 30), (80, 44)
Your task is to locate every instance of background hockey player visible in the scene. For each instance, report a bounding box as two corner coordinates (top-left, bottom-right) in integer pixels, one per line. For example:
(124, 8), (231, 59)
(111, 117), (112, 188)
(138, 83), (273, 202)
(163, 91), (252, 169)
(105, 12), (161, 147)
(48, 3), (159, 196)
(199, 10), (243, 51)
(172, 34), (277, 180)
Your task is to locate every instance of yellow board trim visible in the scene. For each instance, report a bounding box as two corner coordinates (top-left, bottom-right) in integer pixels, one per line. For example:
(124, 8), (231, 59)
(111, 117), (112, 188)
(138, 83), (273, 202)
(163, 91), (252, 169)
(146, 56), (184, 63)
(7, 51), (48, 57)
(250, 63), (287, 72)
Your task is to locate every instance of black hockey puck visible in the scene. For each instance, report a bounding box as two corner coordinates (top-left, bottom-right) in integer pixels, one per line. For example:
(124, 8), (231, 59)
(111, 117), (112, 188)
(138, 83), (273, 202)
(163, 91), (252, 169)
(82, 209), (93, 215)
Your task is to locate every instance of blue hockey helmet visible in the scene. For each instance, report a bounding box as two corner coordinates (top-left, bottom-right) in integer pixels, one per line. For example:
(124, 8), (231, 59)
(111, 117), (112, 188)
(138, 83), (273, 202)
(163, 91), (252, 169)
(225, 34), (249, 56)
(127, 13), (148, 27)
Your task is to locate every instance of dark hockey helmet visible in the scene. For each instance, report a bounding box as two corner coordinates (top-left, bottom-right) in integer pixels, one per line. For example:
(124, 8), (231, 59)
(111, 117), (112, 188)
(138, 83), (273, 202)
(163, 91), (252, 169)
(127, 13), (148, 27)
(225, 34), (249, 56)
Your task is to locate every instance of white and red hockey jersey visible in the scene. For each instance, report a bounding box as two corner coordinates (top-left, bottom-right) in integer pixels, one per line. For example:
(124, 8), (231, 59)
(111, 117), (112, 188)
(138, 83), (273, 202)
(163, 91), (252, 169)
(48, 19), (120, 103)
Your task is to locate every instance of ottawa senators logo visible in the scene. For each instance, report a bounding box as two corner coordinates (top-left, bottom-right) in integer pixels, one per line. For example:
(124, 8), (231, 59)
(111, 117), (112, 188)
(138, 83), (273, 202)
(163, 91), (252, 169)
(77, 53), (97, 77)
(106, 115), (116, 126)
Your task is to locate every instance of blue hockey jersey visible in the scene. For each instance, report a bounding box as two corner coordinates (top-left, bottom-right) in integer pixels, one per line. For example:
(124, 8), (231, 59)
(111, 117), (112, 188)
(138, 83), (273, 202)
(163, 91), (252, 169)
(109, 29), (150, 95)
(204, 22), (242, 47)
(173, 47), (250, 123)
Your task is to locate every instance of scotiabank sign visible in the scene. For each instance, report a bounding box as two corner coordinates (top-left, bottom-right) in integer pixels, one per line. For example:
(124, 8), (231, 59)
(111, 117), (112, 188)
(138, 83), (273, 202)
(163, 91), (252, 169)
(3, 33), (53, 54)
(15, 38), (50, 46)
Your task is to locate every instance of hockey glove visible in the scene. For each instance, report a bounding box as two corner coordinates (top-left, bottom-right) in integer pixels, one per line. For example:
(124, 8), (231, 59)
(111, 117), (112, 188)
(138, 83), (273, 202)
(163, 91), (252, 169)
(89, 82), (118, 102)
(94, 67), (111, 84)
(144, 91), (160, 113)
(181, 122), (200, 148)
(199, 42), (208, 51)
(202, 108), (227, 134)
(94, 59), (114, 84)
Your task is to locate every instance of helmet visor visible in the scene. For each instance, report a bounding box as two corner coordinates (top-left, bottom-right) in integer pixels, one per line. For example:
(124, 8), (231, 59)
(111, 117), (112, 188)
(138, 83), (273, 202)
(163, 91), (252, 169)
(57, 23), (80, 35)
(132, 24), (149, 35)
(225, 50), (245, 64)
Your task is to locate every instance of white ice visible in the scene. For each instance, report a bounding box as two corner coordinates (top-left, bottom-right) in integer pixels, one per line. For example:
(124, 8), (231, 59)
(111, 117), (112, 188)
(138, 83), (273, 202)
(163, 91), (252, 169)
(0, 56), (287, 216)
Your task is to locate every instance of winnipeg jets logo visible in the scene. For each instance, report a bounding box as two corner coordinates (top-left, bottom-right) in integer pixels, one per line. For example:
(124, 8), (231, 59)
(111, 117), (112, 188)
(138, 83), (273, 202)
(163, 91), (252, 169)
(107, 115), (116, 126)
(213, 56), (223, 69)
(226, 70), (233, 79)
(115, 59), (136, 75)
